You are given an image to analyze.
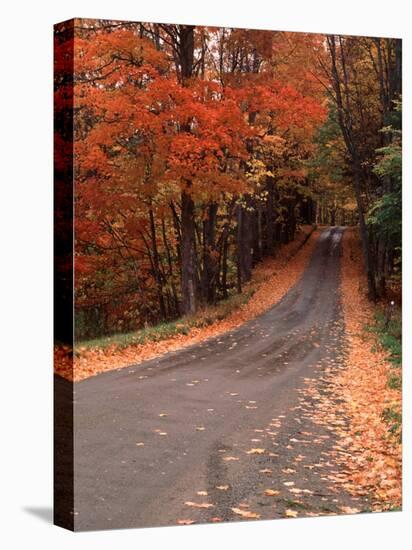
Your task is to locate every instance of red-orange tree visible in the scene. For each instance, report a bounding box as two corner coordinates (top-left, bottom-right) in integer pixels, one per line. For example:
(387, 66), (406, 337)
(67, 21), (326, 338)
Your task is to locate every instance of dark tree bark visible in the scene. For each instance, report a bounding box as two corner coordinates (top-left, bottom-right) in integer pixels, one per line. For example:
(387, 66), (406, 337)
(148, 208), (167, 319)
(174, 25), (198, 315)
(266, 174), (276, 255)
(237, 200), (253, 285)
(201, 202), (218, 303)
(181, 187), (197, 315)
(161, 218), (179, 315)
(221, 235), (229, 298)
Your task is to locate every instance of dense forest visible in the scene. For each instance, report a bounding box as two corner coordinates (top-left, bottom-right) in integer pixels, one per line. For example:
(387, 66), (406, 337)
(54, 21), (401, 341)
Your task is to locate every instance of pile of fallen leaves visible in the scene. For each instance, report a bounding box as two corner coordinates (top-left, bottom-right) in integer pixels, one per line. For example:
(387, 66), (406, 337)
(55, 226), (319, 381)
(309, 228), (402, 510)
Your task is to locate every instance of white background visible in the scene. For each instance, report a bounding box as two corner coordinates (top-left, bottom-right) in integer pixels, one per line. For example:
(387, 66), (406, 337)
(0, 0), (410, 548)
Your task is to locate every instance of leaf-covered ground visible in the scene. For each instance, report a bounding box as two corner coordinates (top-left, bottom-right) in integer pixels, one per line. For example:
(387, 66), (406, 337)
(55, 226), (319, 381)
(316, 227), (402, 509)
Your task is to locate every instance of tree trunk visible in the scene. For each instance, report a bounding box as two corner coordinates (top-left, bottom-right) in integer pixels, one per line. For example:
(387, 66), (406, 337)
(266, 175), (275, 255)
(181, 189), (197, 315)
(148, 209), (166, 319)
(221, 232), (229, 299)
(353, 165), (377, 301)
(201, 202), (218, 304)
(237, 201), (253, 284)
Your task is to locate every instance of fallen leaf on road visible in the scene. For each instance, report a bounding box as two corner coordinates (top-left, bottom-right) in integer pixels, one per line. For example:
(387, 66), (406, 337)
(259, 468), (272, 474)
(184, 502), (214, 509)
(223, 456), (239, 461)
(264, 489), (280, 496)
(282, 468), (296, 474)
(283, 481), (295, 487)
(159, 413), (167, 417)
(231, 508), (260, 519)
(135, 442), (144, 446)
(289, 488), (303, 494)
(197, 491), (208, 496)
(211, 517), (223, 522)
(285, 509), (299, 518)
(196, 426), (205, 431)
(216, 485), (229, 491)
(246, 448), (265, 455)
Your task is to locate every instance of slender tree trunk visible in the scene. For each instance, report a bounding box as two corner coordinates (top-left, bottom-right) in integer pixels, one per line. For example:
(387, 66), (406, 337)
(353, 164), (377, 300)
(161, 218), (179, 315)
(266, 175), (275, 255)
(176, 25), (198, 315)
(237, 201), (253, 284)
(221, 232), (229, 299)
(201, 202), (218, 303)
(181, 188), (196, 315)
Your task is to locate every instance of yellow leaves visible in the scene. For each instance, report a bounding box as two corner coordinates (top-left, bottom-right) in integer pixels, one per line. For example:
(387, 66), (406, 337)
(283, 481), (295, 487)
(223, 456), (239, 462)
(216, 485), (229, 491)
(264, 489), (280, 496)
(184, 501), (214, 509)
(285, 509), (299, 518)
(196, 426), (206, 431)
(246, 448), (265, 455)
(158, 413), (167, 417)
(196, 491), (208, 496)
(231, 508), (260, 519)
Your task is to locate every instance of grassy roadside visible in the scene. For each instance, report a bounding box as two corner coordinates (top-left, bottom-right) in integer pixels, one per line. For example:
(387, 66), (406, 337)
(76, 289), (255, 353)
(368, 309), (402, 443)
